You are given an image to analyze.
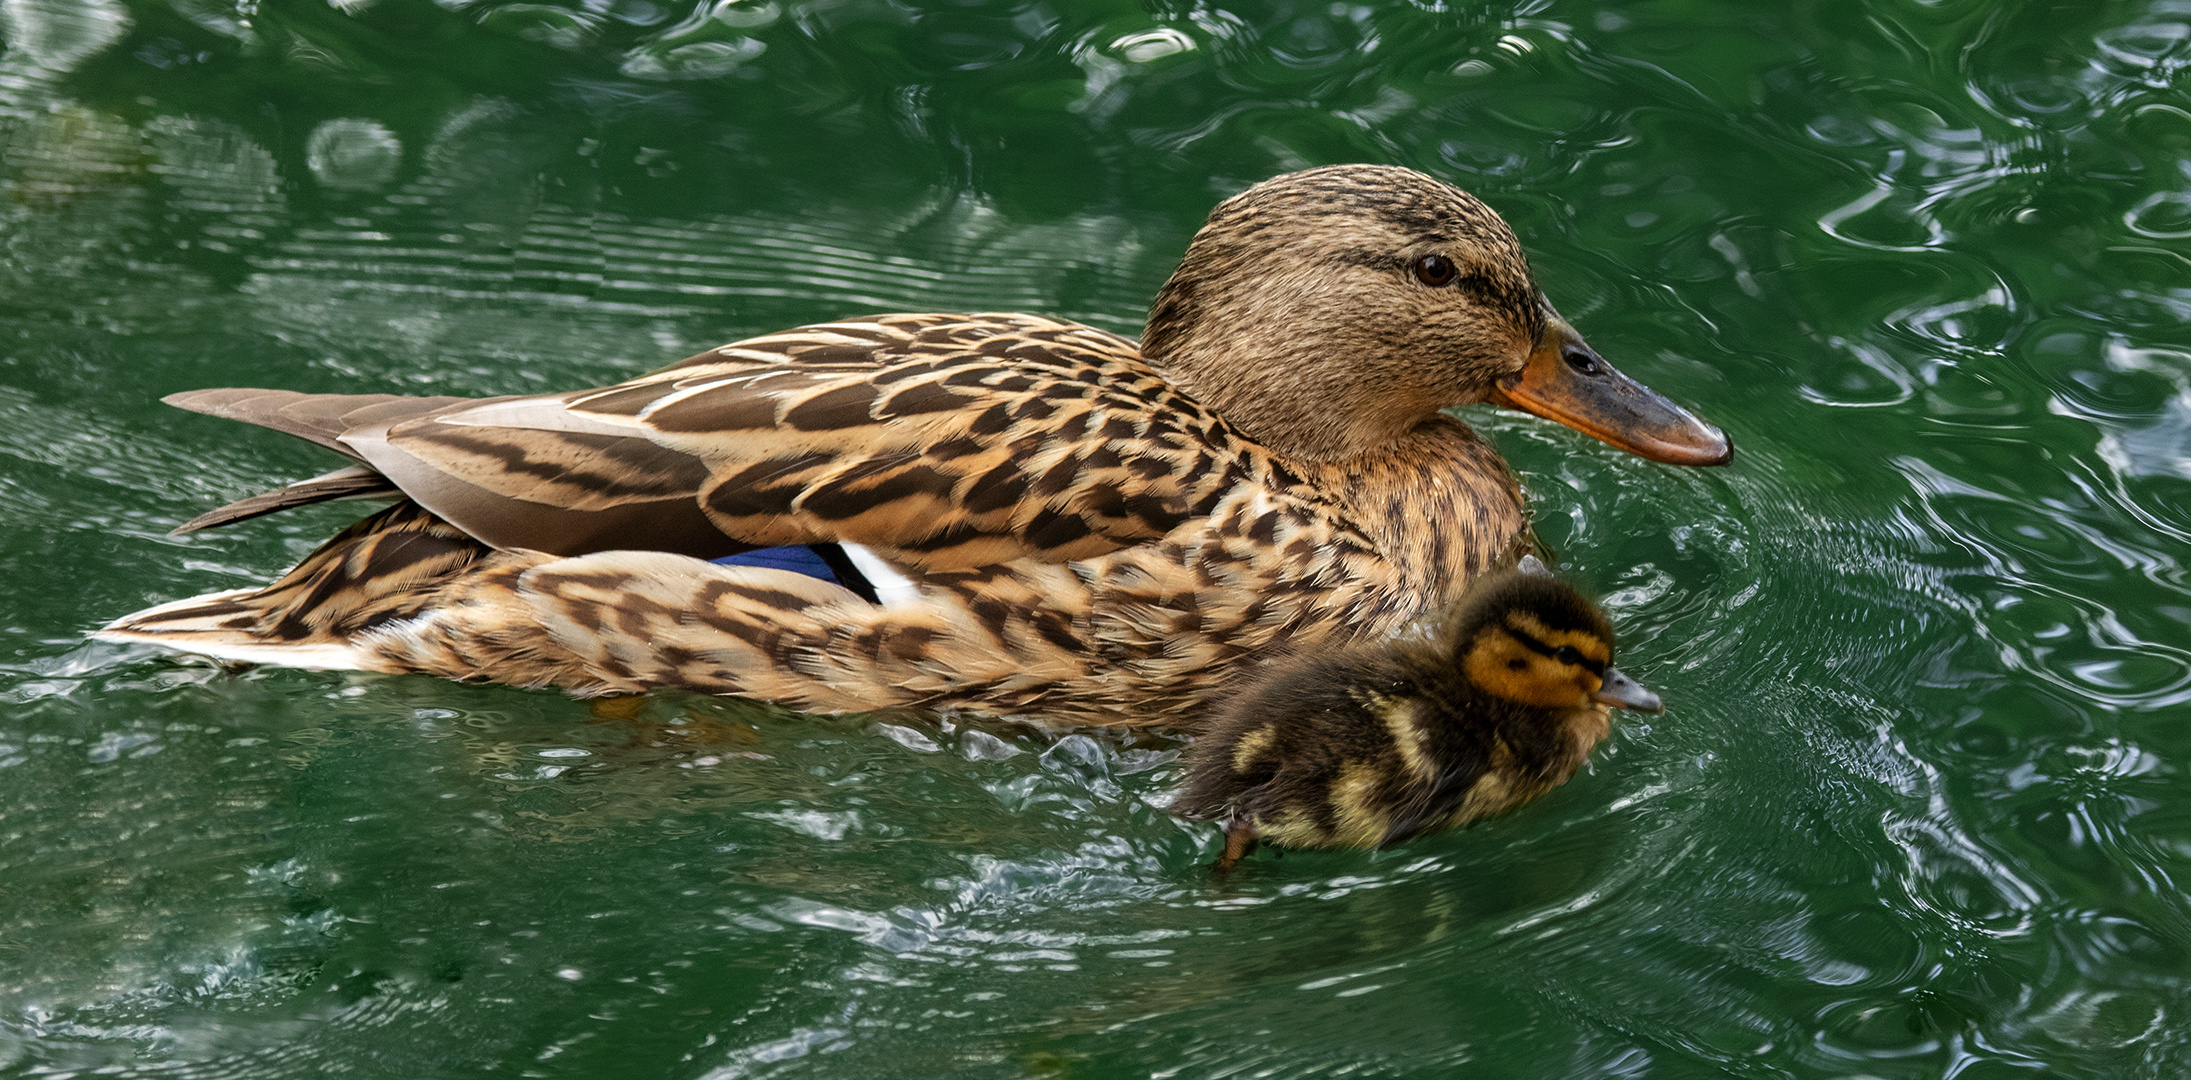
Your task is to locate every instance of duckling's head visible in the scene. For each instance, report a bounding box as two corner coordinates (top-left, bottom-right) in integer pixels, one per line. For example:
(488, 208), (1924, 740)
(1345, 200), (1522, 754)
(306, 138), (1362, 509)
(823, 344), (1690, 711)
(1444, 568), (1663, 714)
(1142, 165), (1728, 466)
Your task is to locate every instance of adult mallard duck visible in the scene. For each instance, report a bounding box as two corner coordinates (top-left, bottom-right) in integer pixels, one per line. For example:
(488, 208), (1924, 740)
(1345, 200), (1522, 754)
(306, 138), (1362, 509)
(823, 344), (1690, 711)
(98, 165), (1727, 726)
(1172, 558), (1658, 874)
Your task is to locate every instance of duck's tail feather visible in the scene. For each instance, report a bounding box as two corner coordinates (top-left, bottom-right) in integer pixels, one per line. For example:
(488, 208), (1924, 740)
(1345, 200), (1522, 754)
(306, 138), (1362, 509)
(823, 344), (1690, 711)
(171, 465), (402, 535)
(162, 388), (476, 532)
(163, 388), (471, 454)
(99, 500), (490, 668)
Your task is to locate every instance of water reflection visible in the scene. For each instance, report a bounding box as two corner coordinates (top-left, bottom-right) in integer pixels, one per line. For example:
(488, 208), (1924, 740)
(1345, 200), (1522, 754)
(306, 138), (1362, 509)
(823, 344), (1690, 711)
(305, 119), (402, 192)
(0, 0), (129, 76)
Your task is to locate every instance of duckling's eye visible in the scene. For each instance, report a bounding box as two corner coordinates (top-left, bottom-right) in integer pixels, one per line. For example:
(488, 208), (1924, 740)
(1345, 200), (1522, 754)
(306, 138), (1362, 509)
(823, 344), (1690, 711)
(1553, 645), (1582, 666)
(1507, 658), (1528, 671)
(1412, 254), (1458, 287)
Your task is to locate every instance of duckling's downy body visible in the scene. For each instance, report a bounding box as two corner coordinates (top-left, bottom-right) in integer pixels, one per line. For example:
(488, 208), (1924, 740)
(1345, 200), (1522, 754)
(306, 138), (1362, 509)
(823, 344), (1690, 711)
(98, 166), (1726, 725)
(1173, 564), (1661, 870)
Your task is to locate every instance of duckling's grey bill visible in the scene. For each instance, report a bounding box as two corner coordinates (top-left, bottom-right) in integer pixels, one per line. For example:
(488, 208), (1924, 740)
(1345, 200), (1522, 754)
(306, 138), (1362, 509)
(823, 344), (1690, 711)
(1593, 667), (1663, 713)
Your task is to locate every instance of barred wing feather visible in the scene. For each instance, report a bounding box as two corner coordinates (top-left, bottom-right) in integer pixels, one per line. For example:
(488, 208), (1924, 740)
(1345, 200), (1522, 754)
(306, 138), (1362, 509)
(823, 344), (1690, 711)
(358, 313), (1248, 570)
(166, 313), (1253, 573)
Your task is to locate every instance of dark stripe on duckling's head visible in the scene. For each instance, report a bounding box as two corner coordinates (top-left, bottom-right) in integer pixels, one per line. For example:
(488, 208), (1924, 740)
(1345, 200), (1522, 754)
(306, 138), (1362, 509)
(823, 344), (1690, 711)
(1502, 622), (1608, 677)
(1445, 568), (1618, 711)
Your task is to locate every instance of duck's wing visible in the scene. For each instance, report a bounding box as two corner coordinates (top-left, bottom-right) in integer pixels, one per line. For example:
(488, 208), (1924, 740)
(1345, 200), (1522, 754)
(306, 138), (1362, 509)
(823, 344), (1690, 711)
(172, 314), (1252, 569)
(164, 387), (735, 558)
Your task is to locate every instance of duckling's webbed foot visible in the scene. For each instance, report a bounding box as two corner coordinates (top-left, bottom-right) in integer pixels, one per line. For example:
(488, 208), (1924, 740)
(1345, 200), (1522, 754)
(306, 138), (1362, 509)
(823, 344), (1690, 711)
(1211, 816), (1260, 879)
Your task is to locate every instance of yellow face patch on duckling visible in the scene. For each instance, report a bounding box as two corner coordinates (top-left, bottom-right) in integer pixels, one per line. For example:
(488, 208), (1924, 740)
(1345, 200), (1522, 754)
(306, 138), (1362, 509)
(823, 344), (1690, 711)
(1461, 610), (1614, 711)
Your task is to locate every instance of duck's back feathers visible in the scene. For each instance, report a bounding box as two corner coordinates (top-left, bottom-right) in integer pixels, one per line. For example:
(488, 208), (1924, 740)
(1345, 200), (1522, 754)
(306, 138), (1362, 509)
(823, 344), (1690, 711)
(552, 313), (1243, 569)
(164, 314), (1252, 571)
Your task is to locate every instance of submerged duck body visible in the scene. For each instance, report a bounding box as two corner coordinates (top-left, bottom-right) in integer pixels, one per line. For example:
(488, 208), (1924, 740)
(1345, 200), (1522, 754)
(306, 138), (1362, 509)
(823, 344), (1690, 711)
(1173, 563), (1662, 871)
(99, 166), (1727, 726)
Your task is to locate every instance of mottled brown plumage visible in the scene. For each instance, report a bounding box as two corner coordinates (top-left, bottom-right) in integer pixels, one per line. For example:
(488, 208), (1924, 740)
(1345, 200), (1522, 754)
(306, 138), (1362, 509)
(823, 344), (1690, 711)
(1173, 565), (1663, 873)
(98, 165), (1727, 725)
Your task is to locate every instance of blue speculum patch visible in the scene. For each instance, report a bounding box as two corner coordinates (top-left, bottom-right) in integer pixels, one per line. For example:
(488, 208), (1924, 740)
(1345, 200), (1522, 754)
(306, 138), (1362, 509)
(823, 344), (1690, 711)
(710, 545), (842, 585)
(711, 544), (878, 603)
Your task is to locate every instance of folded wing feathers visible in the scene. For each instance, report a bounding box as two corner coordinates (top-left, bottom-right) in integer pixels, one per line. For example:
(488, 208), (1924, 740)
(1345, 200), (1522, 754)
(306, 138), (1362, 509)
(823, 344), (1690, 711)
(158, 314), (1244, 570)
(631, 317), (1237, 567)
(170, 465), (401, 535)
(374, 419), (715, 511)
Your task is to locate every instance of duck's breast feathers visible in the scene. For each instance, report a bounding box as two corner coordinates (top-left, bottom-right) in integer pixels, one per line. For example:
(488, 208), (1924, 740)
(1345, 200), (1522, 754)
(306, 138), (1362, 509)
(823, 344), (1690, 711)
(292, 314), (1251, 568)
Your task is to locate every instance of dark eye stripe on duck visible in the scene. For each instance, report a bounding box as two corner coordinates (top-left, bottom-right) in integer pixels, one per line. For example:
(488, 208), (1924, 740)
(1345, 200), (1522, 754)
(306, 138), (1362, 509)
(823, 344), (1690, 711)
(1501, 623), (1607, 677)
(1322, 247), (1542, 328)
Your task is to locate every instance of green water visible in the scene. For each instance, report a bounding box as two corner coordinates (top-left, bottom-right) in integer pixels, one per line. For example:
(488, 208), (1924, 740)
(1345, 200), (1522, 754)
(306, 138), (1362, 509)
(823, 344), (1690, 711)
(4, 0), (2190, 1075)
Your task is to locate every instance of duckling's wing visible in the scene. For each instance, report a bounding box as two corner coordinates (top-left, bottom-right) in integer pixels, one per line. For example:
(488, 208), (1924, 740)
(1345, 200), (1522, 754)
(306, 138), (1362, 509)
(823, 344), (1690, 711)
(1376, 759), (1488, 848)
(356, 313), (1247, 569)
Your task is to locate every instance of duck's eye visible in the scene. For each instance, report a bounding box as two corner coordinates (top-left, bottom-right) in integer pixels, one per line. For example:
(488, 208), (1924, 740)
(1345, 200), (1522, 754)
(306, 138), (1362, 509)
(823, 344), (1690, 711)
(1554, 645), (1582, 665)
(1412, 254), (1458, 287)
(1562, 345), (1605, 377)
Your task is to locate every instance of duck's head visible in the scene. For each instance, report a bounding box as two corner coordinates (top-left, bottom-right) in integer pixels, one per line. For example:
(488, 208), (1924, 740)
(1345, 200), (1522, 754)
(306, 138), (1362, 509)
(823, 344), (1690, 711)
(1143, 165), (1730, 466)
(1444, 566), (1663, 715)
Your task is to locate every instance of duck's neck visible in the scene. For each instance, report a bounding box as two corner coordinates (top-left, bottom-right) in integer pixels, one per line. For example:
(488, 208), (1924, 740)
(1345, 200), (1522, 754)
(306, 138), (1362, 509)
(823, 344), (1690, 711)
(1141, 296), (1466, 462)
(1296, 419), (1529, 612)
(1152, 348), (1444, 461)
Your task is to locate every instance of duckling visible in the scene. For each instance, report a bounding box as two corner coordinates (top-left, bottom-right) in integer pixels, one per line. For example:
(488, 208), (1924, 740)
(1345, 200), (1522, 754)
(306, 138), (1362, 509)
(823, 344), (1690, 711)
(1172, 558), (1661, 874)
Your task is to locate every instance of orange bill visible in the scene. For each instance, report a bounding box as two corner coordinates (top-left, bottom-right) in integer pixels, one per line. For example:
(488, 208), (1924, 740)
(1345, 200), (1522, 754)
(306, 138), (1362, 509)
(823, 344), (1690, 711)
(1487, 318), (1733, 466)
